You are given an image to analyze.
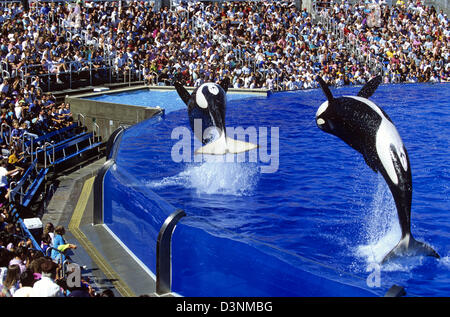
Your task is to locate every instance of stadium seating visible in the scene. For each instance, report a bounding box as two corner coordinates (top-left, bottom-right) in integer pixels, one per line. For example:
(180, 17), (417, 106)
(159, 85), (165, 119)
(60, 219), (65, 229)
(8, 119), (105, 255)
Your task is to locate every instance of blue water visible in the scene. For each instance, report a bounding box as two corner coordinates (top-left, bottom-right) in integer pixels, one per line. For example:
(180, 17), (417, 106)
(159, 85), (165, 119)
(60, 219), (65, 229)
(85, 88), (261, 114)
(104, 83), (450, 297)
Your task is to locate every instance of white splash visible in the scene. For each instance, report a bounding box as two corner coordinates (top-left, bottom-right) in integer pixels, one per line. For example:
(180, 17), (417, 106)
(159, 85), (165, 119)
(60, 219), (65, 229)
(147, 157), (259, 196)
(438, 256), (450, 269)
(355, 175), (405, 270)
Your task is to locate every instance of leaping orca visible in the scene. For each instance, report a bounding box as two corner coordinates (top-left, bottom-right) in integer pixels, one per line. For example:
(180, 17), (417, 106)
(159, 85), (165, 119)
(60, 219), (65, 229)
(315, 75), (439, 264)
(174, 79), (258, 155)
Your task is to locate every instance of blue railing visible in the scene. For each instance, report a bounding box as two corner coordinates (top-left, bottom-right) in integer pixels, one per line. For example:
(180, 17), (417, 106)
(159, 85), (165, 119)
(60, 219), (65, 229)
(9, 120), (104, 260)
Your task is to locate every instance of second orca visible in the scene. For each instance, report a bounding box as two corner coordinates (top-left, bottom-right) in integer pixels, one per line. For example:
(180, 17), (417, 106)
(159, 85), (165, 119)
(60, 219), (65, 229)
(315, 75), (439, 264)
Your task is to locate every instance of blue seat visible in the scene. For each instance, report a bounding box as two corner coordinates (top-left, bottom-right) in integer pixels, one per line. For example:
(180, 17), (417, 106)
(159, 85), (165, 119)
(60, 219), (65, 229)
(9, 159), (38, 202)
(41, 132), (102, 166)
(26, 123), (80, 152)
(35, 131), (93, 158)
(22, 167), (49, 207)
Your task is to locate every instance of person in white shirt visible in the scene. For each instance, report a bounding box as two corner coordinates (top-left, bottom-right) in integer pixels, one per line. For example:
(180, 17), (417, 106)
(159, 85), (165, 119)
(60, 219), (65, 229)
(0, 159), (23, 199)
(30, 260), (64, 297)
(0, 79), (9, 94)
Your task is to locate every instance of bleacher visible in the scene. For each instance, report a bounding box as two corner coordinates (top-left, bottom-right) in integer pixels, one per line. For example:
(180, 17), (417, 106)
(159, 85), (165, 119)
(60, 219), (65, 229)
(4, 118), (105, 278)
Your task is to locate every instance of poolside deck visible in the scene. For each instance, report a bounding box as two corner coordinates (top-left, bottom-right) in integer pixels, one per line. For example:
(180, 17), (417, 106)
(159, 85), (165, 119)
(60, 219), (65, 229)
(42, 157), (163, 297)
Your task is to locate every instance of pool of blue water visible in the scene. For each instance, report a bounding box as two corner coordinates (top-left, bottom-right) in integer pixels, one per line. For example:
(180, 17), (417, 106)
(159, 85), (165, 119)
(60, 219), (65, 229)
(104, 83), (450, 297)
(85, 88), (260, 114)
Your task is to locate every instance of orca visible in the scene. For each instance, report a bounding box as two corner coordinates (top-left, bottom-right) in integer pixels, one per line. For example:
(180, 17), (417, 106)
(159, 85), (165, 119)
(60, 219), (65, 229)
(174, 79), (258, 155)
(315, 75), (439, 264)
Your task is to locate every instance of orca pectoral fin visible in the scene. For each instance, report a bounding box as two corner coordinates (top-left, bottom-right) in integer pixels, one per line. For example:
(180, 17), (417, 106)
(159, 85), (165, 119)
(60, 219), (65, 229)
(195, 133), (228, 155)
(174, 81), (191, 105)
(195, 143), (227, 155)
(316, 76), (334, 101)
(225, 137), (258, 154)
(357, 75), (382, 98)
(194, 136), (258, 155)
(381, 235), (440, 264)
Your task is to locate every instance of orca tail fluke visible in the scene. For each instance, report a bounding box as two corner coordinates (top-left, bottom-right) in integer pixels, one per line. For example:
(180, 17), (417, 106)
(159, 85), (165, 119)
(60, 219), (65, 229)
(381, 234), (440, 264)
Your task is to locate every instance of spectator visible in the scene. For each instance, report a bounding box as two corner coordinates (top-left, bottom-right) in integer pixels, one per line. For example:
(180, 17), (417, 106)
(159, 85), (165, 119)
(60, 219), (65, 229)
(9, 245), (27, 273)
(13, 268), (35, 297)
(29, 256), (46, 281)
(0, 159), (23, 201)
(40, 233), (52, 255)
(43, 222), (55, 247)
(0, 247), (12, 282)
(0, 0), (447, 94)
(30, 260), (63, 297)
(50, 225), (77, 263)
(1, 264), (20, 296)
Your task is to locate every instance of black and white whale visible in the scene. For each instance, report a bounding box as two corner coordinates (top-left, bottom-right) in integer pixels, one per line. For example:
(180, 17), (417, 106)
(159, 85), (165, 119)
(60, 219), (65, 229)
(315, 75), (439, 264)
(174, 79), (258, 155)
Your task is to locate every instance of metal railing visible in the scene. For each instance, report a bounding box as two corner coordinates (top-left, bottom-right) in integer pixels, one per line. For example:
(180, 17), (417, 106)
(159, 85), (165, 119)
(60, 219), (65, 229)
(1, 56), (149, 92)
(45, 246), (70, 279)
(312, 2), (385, 78)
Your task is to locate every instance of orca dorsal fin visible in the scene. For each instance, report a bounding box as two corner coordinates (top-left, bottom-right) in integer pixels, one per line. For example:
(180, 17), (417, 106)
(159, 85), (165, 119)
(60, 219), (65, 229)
(357, 75), (382, 98)
(174, 81), (191, 105)
(316, 76), (334, 101)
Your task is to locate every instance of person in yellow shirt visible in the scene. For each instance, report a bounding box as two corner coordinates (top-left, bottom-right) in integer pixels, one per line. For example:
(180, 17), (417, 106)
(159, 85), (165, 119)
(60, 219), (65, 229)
(8, 146), (26, 169)
(386, 49), (394, 59)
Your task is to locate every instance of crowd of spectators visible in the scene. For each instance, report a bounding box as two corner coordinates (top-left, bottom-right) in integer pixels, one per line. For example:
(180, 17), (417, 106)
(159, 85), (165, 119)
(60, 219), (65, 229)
(0, 218), (114, 297)
(0, 85), (112, 297)
(0, 0), (448, 93)
(0, 77), (74, 193)
(317, 0), (449, 86)
(0, 0), (87, 295)
(0, 0), (448, 297)
(0, 76), (74, 207)
(0, 71), (92, 296)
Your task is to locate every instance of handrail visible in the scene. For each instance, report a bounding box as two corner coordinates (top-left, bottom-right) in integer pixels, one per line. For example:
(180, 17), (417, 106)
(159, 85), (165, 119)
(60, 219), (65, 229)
(21, 132), (36, 154)
(8, 181), (19, 203)
(15, 217), (42, 252)
(8, 160), (37, 204)
(92, 122), (100, 144)
(41, 141), (55, 168)
(78, 113), (86, 127)
(45, 246), (68, 278)
(34, 145), (45, 165)
(3, 58), (146, 92)
(156, 209), (186, 295)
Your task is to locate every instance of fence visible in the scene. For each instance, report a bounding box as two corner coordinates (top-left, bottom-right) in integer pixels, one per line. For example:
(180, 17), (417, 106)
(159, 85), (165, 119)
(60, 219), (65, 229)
(1, 0), (303, 92)
(423, 0), (450, 14)
(0, 1), (160, 91)
(1, 0), (447, 92)
(313, 5), (385, 73)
